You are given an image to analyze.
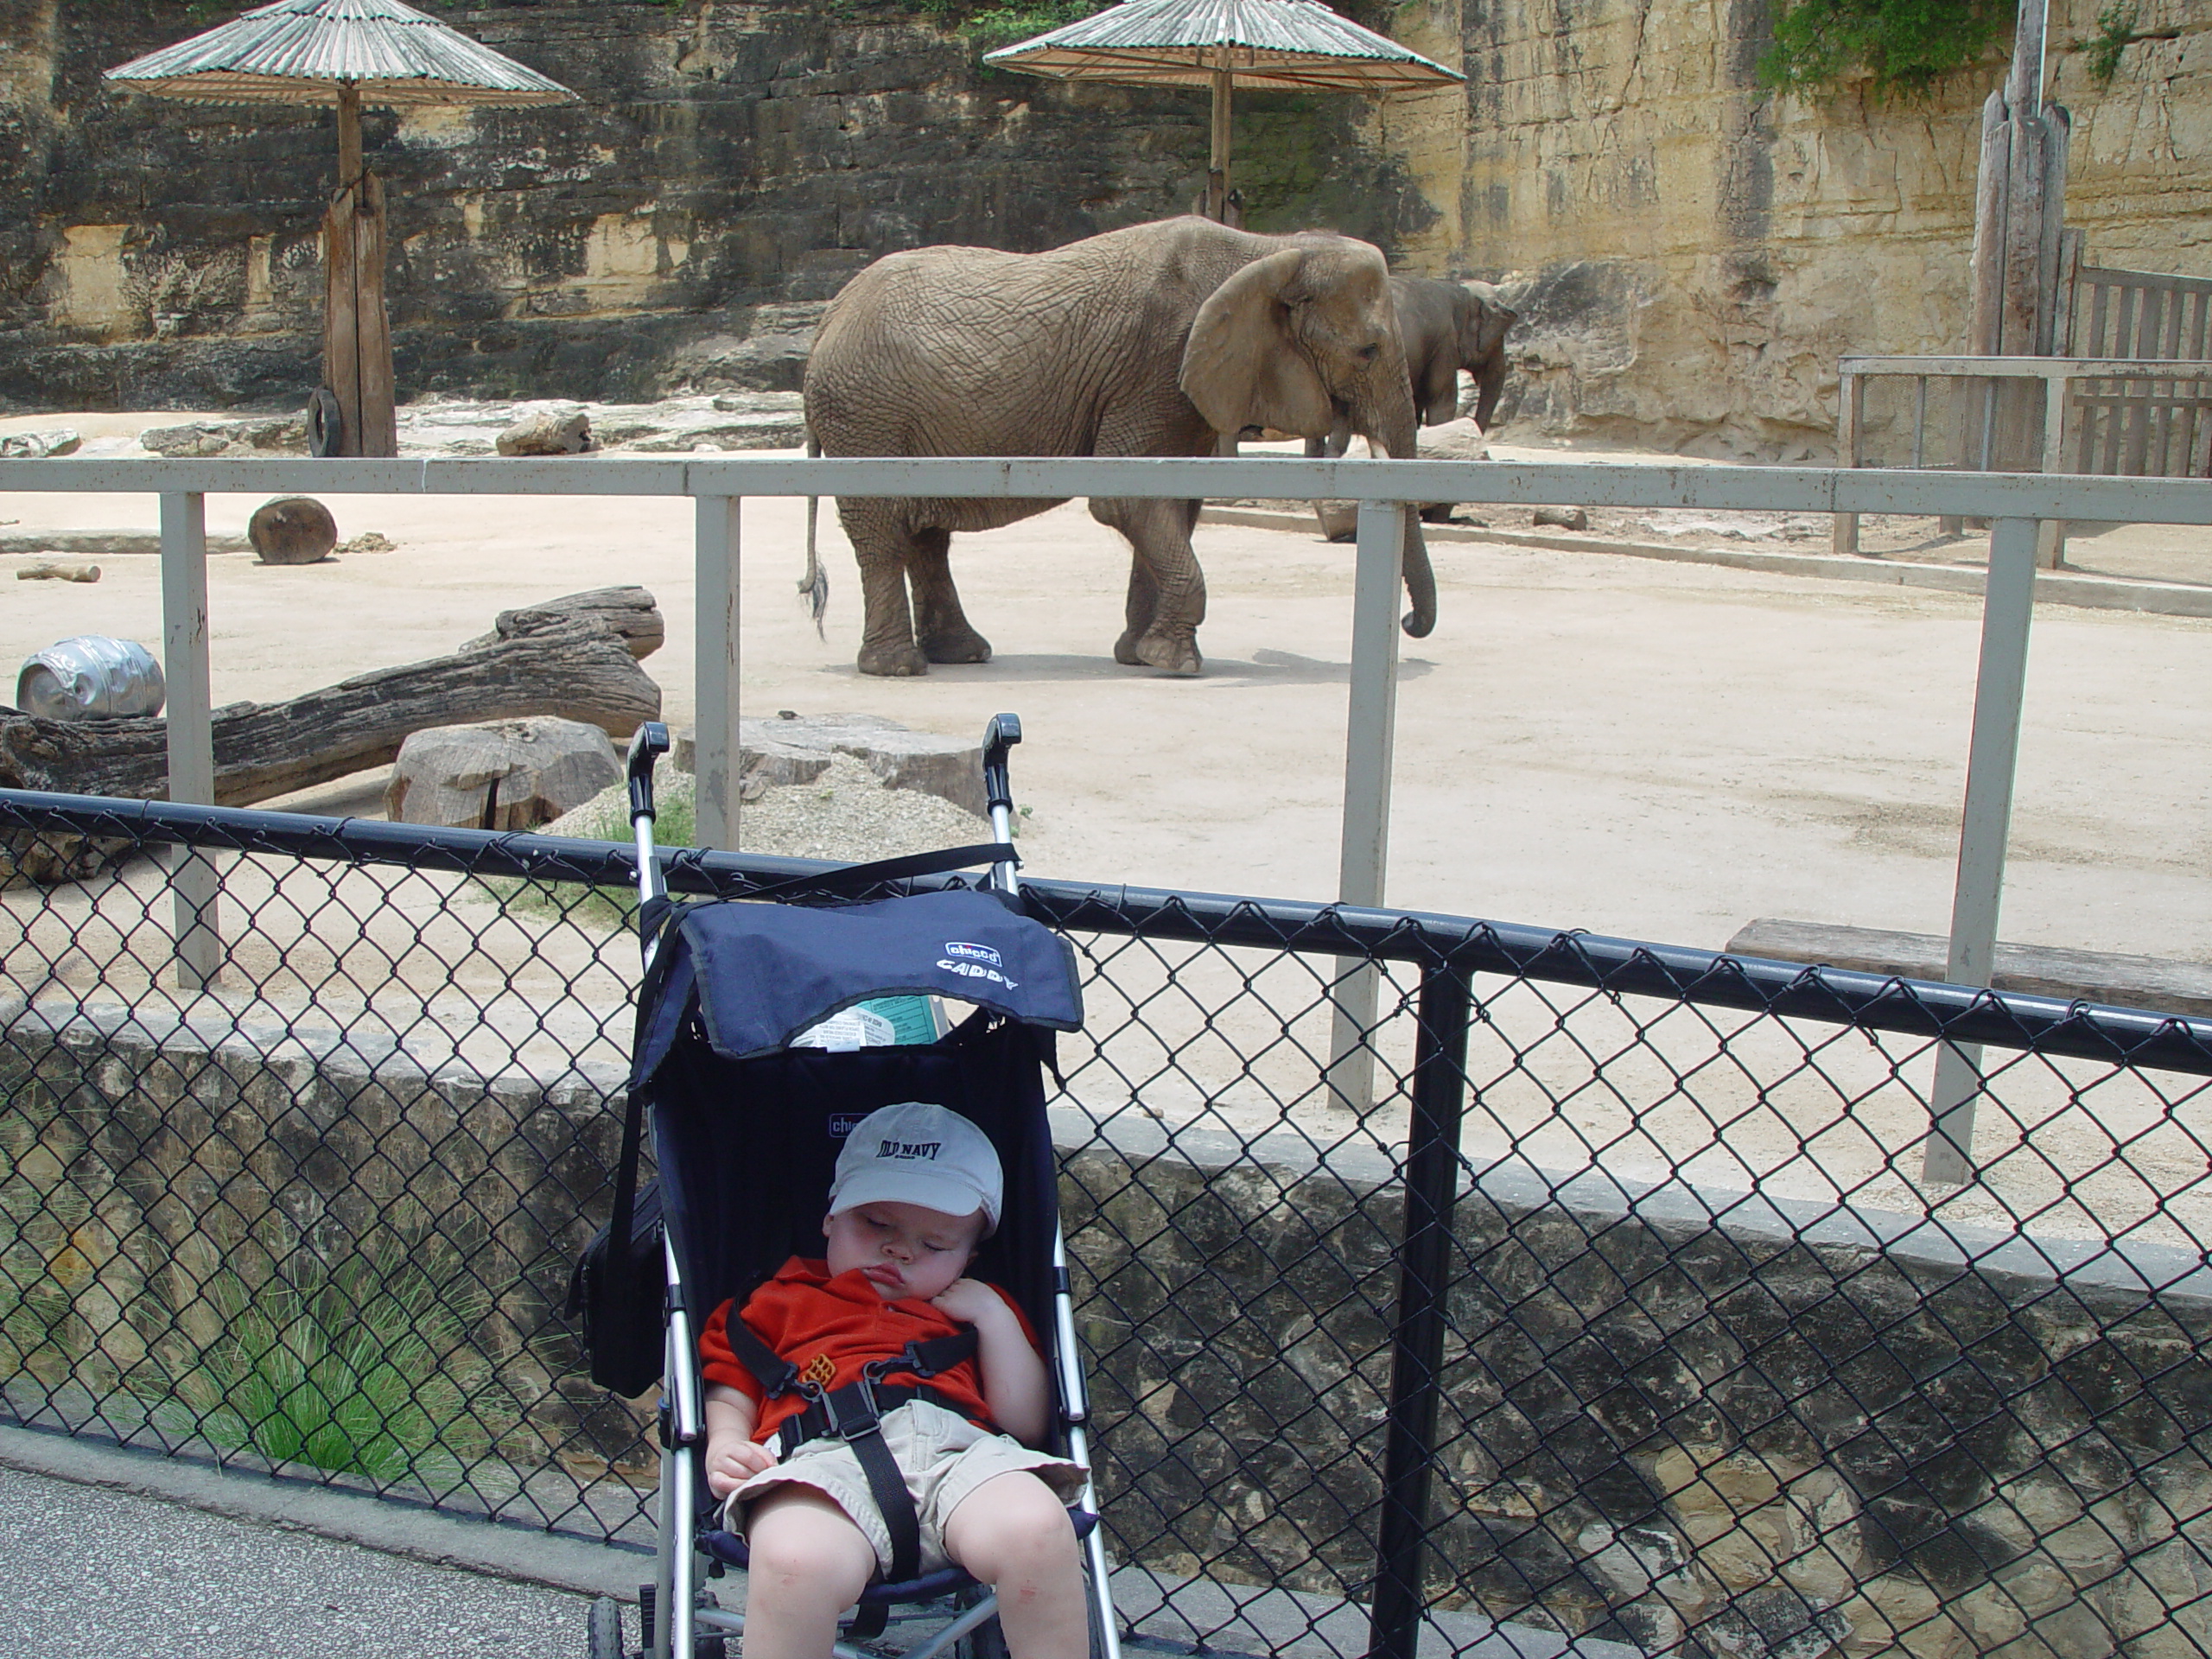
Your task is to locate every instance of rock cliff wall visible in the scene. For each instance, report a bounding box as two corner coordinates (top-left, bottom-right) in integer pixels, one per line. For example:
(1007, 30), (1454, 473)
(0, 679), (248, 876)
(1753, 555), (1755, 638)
(0, 0), (2205, 456)
(1383, 0), (2212, 456)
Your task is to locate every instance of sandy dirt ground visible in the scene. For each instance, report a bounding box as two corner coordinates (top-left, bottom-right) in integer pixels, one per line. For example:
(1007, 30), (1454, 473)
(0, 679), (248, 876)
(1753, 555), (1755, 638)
(4, 415), (2208, 963)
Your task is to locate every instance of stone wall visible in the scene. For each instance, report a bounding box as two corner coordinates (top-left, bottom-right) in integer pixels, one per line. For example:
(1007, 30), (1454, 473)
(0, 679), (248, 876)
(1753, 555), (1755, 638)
(0, 0), (1419, 411)
(7, 1002), (2211, 1656)
(2, 1), (2203, 454)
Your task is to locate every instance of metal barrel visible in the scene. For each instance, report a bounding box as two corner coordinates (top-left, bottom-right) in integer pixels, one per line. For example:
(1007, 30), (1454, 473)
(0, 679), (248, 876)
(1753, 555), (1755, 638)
(15, 636), (167, 720)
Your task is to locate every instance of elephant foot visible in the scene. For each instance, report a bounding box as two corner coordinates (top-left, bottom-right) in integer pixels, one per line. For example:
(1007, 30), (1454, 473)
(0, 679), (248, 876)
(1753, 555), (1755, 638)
(857, 639), (931, 677)
(919, 625), (992, 664)
(1128, 630), (1202, 676)
(1113, 629), (1147, 667)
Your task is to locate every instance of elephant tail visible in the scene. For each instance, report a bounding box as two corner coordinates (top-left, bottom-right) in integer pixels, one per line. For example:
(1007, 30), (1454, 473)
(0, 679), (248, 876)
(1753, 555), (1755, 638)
(798, 429), (828, 638)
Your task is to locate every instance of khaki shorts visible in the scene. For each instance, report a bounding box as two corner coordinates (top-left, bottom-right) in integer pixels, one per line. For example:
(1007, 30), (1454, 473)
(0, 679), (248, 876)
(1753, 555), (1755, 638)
(721, 1400), (1086, 1579)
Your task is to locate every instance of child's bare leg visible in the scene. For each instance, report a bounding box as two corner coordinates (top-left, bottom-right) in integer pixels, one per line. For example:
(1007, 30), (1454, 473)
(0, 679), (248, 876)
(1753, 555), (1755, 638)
(941, 1472), (1086, 1659)
(741, 1487), (878, 1659)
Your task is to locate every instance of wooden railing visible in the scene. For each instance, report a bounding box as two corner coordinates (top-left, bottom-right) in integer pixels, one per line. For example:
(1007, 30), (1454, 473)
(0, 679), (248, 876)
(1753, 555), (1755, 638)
(2067, 265), (2212, 479)
(1834, 261), (2212, 563)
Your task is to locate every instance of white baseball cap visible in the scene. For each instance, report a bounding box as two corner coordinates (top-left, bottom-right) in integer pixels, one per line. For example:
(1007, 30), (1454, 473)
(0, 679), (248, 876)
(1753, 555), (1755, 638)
(828, 1103), (1003, 1236)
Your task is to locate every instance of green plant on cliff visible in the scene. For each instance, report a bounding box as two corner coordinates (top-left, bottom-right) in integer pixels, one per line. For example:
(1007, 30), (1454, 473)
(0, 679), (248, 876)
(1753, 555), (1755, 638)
(157, 1252), (492, 1484)
(1759, 0), (2017, 100)
(905, 0), (1106, 57)
(2073, 2), (2171, 83)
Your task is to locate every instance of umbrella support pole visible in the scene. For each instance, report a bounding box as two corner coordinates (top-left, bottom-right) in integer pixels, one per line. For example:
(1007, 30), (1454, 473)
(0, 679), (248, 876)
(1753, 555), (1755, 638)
(321, 167), (398, 458)
(1207, 67), (1232, 221)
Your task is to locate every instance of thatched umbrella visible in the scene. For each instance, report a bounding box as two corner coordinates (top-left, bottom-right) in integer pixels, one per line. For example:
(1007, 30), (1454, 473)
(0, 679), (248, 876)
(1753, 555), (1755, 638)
(984, 0), (1460, 221)
(105, 0), (577, 456)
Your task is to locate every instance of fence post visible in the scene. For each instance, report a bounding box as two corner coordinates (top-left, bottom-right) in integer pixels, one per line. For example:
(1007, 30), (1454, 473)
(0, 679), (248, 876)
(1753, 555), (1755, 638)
(1328, 497), (1406, 1110)
(1830, 366), (1863, 556)
(159, 490), (220, 988)
(693, 493), (742, 850)
(1368, 963), (1474, 1659)
(1923, 514), (2041, 1185)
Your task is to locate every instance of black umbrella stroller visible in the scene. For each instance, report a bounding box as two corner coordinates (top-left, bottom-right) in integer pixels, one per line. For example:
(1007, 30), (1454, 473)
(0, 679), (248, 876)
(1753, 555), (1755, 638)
(575, 715), (1122, 1659)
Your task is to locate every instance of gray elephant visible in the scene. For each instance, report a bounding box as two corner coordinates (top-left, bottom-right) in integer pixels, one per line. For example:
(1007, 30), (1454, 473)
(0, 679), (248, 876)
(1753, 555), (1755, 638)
(802, 216), (1436, 677)
(1395, 275), (1517, 430)
(1306, 273), (1518, 524)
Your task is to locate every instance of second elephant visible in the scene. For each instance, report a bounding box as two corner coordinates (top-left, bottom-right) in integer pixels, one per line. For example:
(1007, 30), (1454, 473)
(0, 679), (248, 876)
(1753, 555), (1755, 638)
(1394, 275), (1518, 431)
(1308, 274), (1519, 525)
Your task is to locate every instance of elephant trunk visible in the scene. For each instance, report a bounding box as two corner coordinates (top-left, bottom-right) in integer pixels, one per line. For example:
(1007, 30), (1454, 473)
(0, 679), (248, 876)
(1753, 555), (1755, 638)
(1357, 372), (1438, 640)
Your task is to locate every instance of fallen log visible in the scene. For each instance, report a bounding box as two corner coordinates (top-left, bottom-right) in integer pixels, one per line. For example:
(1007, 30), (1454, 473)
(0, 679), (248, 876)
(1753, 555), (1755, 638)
(0, 618), (661, 806)
(467, 585), (664, 660)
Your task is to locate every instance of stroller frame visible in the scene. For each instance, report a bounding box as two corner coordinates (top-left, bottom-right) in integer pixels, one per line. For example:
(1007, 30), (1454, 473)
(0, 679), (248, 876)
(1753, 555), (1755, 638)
(606, 715), (1122, 1659)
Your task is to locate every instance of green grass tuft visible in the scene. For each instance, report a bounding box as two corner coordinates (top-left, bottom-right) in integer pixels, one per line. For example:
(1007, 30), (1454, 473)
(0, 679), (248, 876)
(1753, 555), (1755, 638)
(160, 1255), (491, 1484)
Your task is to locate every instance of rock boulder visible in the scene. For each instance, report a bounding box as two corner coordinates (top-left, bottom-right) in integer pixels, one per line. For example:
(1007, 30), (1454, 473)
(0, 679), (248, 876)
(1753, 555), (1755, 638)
(385, 717), (624, 832)
(497, 405), (595, 456)
(674, 713), (986, 819)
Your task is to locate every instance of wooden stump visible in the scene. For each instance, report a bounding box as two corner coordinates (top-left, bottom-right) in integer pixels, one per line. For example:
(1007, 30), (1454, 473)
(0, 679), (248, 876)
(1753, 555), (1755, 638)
(248, 496), (340, 565)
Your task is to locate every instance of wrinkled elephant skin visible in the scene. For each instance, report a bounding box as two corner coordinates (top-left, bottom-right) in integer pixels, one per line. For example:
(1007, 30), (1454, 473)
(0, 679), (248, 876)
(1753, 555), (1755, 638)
(802, 217), (1437, 677)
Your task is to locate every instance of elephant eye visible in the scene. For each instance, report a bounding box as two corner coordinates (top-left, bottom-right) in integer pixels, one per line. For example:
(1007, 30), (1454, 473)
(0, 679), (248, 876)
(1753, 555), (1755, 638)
(1357, 343), (1381, 363)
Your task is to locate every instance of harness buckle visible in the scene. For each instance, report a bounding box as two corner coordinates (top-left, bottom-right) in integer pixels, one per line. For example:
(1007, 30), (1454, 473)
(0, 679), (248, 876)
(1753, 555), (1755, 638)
(814, 1376), (884, 1442)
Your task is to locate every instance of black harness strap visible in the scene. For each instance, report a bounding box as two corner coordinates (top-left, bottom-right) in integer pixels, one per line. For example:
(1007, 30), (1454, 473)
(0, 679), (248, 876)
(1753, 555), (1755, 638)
(712, 1317), (986, 1593)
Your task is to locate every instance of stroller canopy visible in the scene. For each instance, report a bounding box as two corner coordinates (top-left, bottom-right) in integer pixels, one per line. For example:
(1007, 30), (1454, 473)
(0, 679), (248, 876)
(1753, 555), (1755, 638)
(633, 887), (1084, 1083)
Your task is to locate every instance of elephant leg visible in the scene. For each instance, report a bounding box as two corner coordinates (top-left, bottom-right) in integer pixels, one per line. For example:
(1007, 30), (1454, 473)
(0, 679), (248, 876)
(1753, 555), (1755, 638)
(840, 500), (930, 677)
(905, 529), (992, 664)
(1116, 556), (1160, 665)
(1093, 496), (1205, 675)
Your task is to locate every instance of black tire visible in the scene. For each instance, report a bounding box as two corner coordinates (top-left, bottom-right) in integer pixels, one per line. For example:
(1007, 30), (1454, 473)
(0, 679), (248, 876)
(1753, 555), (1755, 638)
(694, 1589), (727, 1659)
(307, 387), (343, 458)
(587, 1595), (625, 1659)
(954, 1587), (1007, 1659)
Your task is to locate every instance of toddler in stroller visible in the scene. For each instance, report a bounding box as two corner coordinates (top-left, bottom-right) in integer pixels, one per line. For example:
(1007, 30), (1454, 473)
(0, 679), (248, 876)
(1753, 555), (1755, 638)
(575, 716), (1121, 1659)
(700, 1101), (1089, 1659)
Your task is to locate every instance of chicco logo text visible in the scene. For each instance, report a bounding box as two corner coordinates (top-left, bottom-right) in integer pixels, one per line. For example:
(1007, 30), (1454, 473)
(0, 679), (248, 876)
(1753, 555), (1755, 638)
(943, 941), (1003, 968)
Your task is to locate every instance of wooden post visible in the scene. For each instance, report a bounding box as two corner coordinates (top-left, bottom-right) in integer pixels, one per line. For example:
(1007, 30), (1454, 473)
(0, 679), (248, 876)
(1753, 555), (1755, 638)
(1207, 65), (1233, 222)
(353, 172), (397, 457)
(1831, 365), (1863, 556)
(320, 86), (397, 459)
(1950, 89), (2010, 528)
(322, 186), (361, 457)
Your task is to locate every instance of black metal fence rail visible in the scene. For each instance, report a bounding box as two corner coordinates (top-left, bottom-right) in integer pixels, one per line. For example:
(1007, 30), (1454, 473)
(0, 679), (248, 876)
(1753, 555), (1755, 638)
(6, 790), (2212, 1659)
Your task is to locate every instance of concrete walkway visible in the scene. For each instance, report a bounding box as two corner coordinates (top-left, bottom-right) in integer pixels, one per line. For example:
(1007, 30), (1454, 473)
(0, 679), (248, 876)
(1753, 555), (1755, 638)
(0, 1427), (1643, 1659)
(0, 1426), (631, 1658)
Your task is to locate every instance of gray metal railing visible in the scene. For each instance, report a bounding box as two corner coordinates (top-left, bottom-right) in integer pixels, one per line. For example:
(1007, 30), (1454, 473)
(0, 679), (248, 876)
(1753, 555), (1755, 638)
(5, 452), (2211, 1183)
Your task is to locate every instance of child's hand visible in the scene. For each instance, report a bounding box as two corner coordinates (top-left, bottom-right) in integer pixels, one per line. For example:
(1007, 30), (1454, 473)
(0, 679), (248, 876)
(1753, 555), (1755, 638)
(930, 1278), (1002, 1325)
(704, 1436), (778, 1497)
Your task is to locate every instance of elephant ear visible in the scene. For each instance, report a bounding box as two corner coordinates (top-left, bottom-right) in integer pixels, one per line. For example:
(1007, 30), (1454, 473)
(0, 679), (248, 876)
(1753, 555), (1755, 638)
(1464, 283), (1519, 358)
(1179, 248), (1335, 439)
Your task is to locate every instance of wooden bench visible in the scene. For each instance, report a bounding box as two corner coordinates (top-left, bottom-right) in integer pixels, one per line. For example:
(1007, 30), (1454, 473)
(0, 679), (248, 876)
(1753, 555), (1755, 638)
(1833, 262), (2212, 566)
(1725, 918), (2212, 1020)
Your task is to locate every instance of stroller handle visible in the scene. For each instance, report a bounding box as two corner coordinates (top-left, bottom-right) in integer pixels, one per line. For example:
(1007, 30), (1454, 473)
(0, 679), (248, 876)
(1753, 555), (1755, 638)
(627, 721), (671, 824)
(627, 722), (672, 922)
(982, 714), (1021, 893)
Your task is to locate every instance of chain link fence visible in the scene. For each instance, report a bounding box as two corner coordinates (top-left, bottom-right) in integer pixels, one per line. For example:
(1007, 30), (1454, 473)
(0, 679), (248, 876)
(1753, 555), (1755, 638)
(4, 790), (2211, 1659)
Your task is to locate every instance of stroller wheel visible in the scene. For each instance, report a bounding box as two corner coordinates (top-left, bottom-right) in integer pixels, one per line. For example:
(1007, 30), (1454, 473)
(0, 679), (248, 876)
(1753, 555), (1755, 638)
(952, 1586), (1007, 1659)
(695, 1589), (728, 1659)
(587, 1595), (625, 1659)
